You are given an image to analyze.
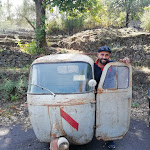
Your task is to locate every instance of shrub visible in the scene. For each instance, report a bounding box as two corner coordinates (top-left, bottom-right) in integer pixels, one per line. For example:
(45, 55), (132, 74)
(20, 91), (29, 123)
(0, 79), (14, 100)
(46, 18), (63, 35)
(0, 76), (28, 101)
(46, 15), (85, 35)
(64, 16), (85, 34)
(17, 40), (37, 55)
(140, 6), (150, 32)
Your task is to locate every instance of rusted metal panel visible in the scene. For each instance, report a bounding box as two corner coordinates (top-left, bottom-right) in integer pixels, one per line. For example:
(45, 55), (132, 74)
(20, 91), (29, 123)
(50, 139), (59, 150)
(27, 93), (95, 144)
(96, 62), (132, 141)
(27, 93), (95, 106)
(60, 103), (95, 145)
(96, 92), (131, 140)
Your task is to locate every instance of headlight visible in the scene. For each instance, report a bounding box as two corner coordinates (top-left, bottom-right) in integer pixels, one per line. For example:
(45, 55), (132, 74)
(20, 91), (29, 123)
(57, 137), (69, 150)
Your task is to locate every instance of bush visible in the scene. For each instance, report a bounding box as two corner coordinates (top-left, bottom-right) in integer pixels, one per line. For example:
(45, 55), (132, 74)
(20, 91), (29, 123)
(112, 12), (126, 28)
(46, 15), (85, 35)
(84, 16), (99, 29)
(140, 7), (150, 32)
(0, 76), (28, 101)
(64, 16), (85, 34)
(17, 40), (37, 55)
(0, 79), (14, 100)
(46, 18), (63, 35)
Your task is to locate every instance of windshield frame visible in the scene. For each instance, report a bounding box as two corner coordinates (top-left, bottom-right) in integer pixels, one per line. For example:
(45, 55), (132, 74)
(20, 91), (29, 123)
(27, 61), (94, 95)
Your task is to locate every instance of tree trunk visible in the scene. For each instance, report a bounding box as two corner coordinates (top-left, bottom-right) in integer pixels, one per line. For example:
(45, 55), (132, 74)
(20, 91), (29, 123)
(125, 0), (132, 28)
(34, 0), (46, 52)
(126, 12), (129, 27)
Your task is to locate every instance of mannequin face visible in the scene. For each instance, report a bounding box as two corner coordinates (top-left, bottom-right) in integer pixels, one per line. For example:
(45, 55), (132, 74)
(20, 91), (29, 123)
(97, 51), (111, 65)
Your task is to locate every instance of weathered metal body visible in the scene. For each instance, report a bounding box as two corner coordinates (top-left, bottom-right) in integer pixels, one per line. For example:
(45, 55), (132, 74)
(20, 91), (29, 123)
(27, 54), (95, 145)
(27, 94), (95, 144)
(96, 62), (132, 141)
(27, 54), (132, 146)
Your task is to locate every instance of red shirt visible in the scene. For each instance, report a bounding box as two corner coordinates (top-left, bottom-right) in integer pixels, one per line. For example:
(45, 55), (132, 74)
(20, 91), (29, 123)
(96, 59), (103, 71)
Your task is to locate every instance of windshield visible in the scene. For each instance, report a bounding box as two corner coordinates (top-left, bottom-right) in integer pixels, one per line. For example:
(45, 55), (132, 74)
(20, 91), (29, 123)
(28, 62), (93, 94)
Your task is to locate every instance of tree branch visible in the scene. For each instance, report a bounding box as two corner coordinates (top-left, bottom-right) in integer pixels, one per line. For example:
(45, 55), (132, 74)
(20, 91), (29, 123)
(23, 16), (36, 30)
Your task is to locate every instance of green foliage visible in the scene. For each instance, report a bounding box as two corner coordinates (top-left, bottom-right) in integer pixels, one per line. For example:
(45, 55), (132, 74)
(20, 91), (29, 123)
(0, 76), (28, 101)
(84, 16), (99, 29)
(17, 40), (39, 55)
(34, 13), (47, 51)
(141, 6), (150, 32)
(1, 78), (14, 92)
(131, 102), (140, 108)
(46, 18), (63, 34)
(22, 64), (31, 69)
(46, 14), (85, 34)
(144, 5), (150, 11)
(45, 0), (150, 30)
(0, 78), (15, 101)
(64, 16), (85, 34)
(45, 0), (100, 17)
(111, 11), (126, 27)
(22, 0), (35, 17)
(102, 0), (150, 27)
(16, 76), (28, 93)
(0, 48), (3, 53)
(45, 0), (103, 34)
(10, 94), (19, 101)
(133, 85), (140, 90)
(0, 0), (35, 31)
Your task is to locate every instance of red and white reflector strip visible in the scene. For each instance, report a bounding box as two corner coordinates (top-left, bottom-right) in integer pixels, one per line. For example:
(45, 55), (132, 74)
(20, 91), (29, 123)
(60, 108), (79, 131)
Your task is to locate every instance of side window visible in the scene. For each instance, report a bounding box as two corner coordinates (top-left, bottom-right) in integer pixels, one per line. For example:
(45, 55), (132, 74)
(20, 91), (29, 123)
(103, 66), (129, 89)
(103, 67), (117, 89)
(118, 66), (129, 89)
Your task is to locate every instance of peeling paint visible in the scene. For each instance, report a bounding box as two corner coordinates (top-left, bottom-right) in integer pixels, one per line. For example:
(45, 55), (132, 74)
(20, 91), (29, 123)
(27, 56), (132, 146)
(96, 62), (132, 141)
(97, 88), (103, 94)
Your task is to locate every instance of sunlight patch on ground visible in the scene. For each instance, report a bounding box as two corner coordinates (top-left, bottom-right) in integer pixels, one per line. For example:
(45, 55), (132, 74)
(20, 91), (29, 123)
(135, 66), (150, 73)
(0, 128), (10, 136)
(0, 67), (29, 73)
(140, 67), (150, 73)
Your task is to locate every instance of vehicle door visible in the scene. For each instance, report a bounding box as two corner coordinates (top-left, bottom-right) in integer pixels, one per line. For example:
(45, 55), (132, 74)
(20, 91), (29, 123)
(96, 62), (132, 141)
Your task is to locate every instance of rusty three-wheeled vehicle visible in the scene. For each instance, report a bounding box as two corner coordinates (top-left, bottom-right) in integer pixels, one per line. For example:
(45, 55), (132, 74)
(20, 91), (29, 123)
(27, 53), (132, 150)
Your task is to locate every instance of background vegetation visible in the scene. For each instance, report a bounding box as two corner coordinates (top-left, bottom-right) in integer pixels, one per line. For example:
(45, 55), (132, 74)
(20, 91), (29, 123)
(1, 0), (150, 33)
(0, 1), (149, 102)
(0, 0), (149, 55)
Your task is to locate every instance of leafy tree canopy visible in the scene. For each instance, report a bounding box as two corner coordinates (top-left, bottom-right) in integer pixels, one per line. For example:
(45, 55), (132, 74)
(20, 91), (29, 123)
(43, 0), (102, 18)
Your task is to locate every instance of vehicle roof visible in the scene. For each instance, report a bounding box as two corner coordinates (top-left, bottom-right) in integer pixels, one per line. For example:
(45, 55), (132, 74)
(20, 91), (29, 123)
(32, 53), (94, 66)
